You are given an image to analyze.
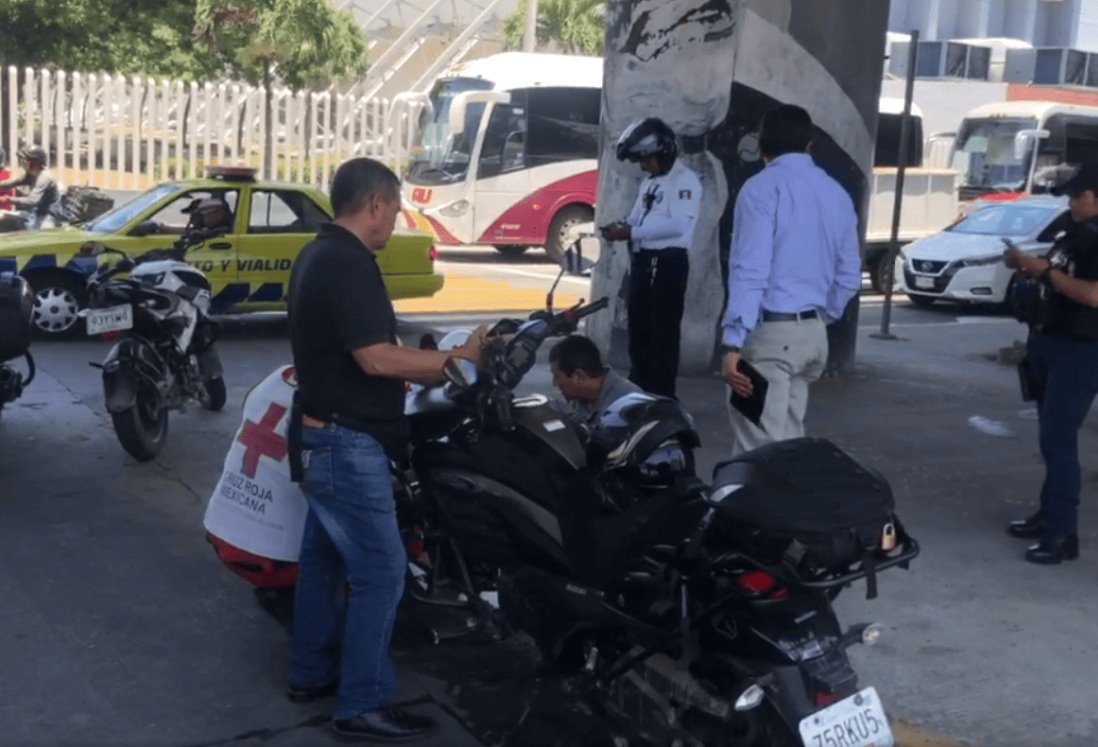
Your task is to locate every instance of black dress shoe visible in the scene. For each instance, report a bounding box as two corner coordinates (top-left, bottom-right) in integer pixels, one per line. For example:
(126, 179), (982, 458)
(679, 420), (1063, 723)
(1025, 535), (1080, 565)
(332, 708), (437, 742)
(1007, 512), (1045, 539)
(286, 680), (339, 704)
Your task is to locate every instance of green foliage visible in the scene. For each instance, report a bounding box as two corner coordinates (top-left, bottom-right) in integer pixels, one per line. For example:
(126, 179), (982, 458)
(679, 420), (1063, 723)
(0, 0), (218, 79)
(0, 0), (367, 89)
(193, 0), (368, 91)
(502, 0), (605, 56)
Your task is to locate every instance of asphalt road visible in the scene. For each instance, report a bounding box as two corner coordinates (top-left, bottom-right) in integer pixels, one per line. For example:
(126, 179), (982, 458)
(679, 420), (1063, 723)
(0, 248), (1058, 747)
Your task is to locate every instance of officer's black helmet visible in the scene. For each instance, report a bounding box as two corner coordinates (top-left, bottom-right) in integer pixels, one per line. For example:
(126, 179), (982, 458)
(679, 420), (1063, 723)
(615, 118), (678, 169)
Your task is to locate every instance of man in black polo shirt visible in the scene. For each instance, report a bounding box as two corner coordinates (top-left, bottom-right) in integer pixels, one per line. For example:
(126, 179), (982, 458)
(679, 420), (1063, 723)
(285, 157), (483, 742)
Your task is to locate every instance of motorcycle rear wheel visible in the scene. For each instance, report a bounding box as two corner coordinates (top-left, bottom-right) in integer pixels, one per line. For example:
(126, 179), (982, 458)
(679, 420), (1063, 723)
(111, 389), (169, 461)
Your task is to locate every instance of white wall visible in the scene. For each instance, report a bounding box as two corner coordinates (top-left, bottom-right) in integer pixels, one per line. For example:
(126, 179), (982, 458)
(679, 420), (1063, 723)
(879, 79), (1008, 139)
(1072, 0), (1098, 50)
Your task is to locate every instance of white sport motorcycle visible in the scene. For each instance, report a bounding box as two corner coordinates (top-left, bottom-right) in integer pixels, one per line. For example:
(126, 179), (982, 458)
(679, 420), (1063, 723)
(81, 226), (226, 461)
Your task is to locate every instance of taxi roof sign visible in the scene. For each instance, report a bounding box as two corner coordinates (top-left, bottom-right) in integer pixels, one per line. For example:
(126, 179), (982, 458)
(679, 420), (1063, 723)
(205, 164), (258, 181)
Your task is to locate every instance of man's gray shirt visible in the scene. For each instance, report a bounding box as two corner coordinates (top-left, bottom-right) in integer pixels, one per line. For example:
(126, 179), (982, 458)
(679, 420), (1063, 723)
(568, 370), (643, 422)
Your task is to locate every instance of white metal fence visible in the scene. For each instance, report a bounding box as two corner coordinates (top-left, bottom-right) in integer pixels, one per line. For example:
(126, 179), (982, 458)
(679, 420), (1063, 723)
(1, 67), (425, 191)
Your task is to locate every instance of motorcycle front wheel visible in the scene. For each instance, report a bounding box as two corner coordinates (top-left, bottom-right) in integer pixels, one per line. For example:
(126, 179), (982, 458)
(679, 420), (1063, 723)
(198, 376), (227, 412)
(111, 386), (169, 461)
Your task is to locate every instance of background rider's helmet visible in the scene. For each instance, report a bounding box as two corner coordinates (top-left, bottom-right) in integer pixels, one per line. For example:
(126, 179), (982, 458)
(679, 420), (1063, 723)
(615, 118), (678, 170)
(20, 144), (48, 167)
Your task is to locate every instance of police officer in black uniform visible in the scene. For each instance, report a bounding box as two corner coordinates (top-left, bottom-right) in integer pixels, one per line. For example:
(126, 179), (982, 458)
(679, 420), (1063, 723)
(1006, 160), (1098, 564)
(600, 118), (703, 399)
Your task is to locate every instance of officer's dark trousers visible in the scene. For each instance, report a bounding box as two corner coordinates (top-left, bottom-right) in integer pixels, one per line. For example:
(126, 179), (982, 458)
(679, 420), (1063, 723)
(1028, 332), (1098, 537)
(628, 248), (689, 398)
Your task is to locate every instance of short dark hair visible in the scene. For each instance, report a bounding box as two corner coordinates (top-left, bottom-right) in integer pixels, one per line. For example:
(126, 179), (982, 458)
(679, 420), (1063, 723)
(330, 157), (401, 218)
(549, 335), (607, 377)
(759, 104), (813, 158)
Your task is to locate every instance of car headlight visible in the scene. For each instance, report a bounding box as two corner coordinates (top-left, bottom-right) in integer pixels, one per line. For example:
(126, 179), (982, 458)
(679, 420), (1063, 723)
(439, 199), (470, 217)
(960, 254), (1003, 268)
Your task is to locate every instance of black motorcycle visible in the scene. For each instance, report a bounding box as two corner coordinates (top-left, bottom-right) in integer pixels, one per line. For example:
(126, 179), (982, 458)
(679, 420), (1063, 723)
(0, 272), (35, 423)
(80, 225), (226, 461)
(402, 247), (919, 746)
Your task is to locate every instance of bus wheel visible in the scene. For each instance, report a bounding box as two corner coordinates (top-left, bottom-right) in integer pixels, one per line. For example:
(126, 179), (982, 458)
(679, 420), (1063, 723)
(493, 245), (529, 258)
(545, 205), (594, 263)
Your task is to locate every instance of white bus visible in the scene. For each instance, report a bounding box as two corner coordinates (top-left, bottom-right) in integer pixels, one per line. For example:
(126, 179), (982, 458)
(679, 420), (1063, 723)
(950, 100), (1098, 203)
(400, 52), (602, 260)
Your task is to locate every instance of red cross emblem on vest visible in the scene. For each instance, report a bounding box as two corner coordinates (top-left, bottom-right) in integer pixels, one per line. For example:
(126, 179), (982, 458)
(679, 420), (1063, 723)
(237, 403), (289, 479)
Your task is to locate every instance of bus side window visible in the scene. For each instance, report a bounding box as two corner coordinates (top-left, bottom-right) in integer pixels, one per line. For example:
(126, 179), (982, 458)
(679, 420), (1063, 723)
(526, 87), (600, 167)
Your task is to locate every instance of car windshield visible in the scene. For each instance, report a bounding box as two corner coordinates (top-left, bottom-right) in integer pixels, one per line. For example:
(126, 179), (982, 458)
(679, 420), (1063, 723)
(948, 203), (1060, 237)
(84, 184), (182, 234)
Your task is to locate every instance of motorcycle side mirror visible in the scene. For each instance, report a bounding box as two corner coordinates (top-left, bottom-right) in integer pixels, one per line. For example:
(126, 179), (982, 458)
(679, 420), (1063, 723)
(130, 220), (159, 237)
(79, 241), (106, 256)
(547, 222), (600, 312)
(559, 221), (600, 276)
(443, 357), (479, 390)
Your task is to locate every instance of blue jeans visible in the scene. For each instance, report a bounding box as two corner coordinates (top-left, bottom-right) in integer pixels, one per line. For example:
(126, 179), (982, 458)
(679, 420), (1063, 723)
(289, 424), (406, 719)
(1029, 333), (1098, 537)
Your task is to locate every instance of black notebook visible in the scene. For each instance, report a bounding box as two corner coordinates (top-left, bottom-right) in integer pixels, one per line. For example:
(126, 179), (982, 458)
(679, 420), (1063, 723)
(729, 359), (769, 430)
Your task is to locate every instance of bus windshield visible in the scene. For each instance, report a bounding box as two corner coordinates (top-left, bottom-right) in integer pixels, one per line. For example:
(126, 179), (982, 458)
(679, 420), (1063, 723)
(951, 116), (1038, 193)
(406, 77), (494, 186)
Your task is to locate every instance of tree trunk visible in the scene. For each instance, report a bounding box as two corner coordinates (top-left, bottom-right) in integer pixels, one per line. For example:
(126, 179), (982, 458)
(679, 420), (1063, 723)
(263, 60), (275, 179)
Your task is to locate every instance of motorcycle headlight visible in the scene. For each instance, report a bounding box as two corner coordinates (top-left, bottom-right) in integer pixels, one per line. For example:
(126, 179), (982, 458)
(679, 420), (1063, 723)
(734, 683), (766, 712)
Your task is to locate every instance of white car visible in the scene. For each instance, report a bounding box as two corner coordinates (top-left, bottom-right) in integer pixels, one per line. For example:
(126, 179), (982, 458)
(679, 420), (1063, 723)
(895, 196), (1072, 308)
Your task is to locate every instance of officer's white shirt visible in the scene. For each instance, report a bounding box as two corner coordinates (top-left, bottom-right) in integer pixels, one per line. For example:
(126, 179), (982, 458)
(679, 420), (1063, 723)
(625, 160), (703, 251)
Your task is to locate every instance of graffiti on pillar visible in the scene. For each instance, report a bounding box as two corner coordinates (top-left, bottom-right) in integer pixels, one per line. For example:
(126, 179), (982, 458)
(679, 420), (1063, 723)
(592, 0), (888, 374)
(615, 1), (736, 61)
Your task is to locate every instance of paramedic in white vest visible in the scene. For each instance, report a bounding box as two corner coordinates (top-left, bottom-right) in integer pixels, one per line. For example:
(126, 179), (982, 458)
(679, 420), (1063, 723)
(600, 117), (703, 400)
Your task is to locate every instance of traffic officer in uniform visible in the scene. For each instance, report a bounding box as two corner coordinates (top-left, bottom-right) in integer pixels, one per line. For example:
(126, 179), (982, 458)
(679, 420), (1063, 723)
(601, 117), (702, 399)
(1006, 160), (1098, 565)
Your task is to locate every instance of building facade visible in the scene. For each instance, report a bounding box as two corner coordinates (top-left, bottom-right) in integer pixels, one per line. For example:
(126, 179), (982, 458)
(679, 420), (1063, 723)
(888, 0), (1098, 51)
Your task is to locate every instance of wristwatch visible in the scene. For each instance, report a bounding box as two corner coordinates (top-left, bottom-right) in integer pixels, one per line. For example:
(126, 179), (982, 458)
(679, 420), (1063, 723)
(722, 345), (741, 354)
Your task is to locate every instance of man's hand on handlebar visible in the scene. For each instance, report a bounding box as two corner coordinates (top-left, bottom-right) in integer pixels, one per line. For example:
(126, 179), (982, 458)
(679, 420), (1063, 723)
(453, 325), (490, 369)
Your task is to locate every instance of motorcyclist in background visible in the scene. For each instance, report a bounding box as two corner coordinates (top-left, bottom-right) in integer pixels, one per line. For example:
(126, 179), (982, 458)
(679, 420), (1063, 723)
(0, 145), (62, 229)
(0, 147), (15, 211)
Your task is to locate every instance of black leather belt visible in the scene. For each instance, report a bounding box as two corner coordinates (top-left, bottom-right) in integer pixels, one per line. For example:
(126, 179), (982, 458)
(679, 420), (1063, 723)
(761, 309), (819, 322)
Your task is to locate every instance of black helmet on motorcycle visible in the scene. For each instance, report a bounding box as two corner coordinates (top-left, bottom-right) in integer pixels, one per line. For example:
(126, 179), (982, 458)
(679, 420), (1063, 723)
(20, 144), (47, 166)
(615, 118), (678, 170)
(588, 393), (700, 488)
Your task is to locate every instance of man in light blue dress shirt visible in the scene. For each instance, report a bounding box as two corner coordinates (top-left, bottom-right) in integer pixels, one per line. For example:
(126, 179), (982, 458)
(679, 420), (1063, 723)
(721, 105), (862, 456)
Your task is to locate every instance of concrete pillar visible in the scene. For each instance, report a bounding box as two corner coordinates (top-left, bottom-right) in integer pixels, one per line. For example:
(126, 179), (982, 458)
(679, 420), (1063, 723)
(589, 0), (890, 377)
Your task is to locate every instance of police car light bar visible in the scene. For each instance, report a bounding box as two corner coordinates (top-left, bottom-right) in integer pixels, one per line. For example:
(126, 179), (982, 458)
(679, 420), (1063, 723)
(206, 164), (258, 181)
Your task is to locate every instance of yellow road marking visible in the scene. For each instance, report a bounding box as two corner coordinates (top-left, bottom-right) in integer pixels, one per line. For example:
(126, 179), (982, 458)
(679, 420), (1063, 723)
(893, 720), (973, 746)
(394, 275), (578, 314)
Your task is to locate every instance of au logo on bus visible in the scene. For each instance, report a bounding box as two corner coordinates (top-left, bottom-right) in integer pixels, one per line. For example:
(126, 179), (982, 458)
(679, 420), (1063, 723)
(411, 188), (433, 204)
